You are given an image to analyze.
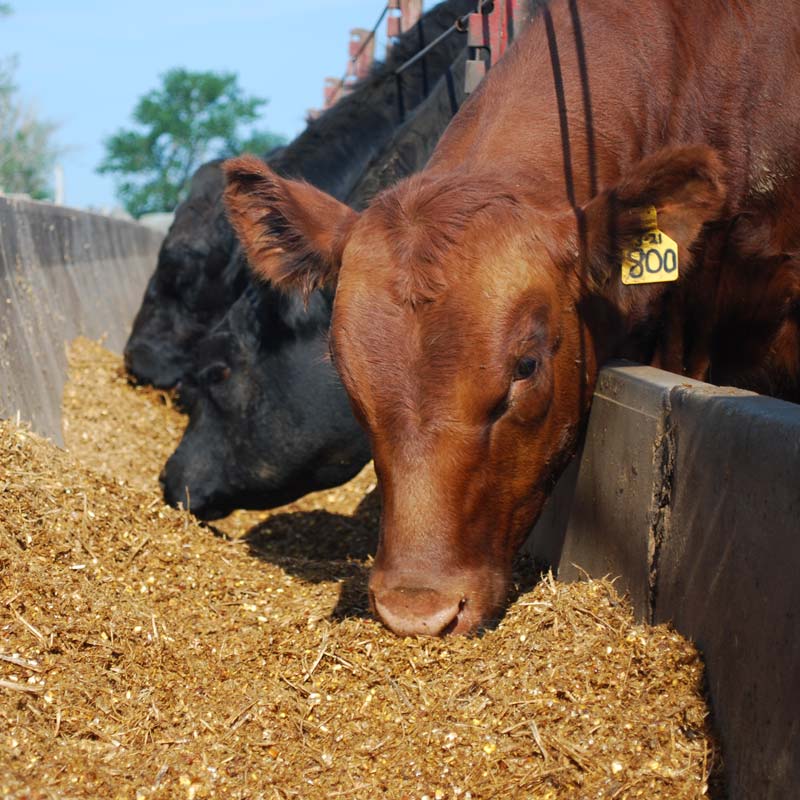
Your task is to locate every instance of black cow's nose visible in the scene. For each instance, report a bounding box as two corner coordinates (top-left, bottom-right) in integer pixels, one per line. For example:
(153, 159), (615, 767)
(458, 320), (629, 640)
(158, 466), (167, 487)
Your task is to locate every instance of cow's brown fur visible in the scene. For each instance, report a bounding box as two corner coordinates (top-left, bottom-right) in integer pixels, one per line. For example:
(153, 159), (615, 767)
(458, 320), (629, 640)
(225, 0), (800, 635)
(224, 157), (357, 300)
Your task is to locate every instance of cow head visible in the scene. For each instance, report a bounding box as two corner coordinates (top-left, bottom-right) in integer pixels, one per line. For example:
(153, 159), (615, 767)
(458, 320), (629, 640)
(224, 148), (725, 635)
(124, 160), (244, 389)
(160, 282), (371, 519)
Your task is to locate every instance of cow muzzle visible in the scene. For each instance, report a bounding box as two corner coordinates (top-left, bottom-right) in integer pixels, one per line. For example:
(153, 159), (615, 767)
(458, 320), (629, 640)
(371, 585), (467, 637)
(124, 341), (184, 389)
(369, 562), (507, 637)
(160, 457), (231, 521)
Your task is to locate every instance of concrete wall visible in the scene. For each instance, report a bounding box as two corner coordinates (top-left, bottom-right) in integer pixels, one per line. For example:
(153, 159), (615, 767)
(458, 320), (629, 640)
(0, 195), (163, 444)
(527, 363), (800, 800)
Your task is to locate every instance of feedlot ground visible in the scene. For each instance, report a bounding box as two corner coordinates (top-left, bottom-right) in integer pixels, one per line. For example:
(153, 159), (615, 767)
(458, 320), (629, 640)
(0, 337), (723, 799)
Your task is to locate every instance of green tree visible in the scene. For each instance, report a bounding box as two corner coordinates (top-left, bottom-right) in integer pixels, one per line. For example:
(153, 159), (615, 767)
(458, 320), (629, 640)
(0, 6), (62, 200)
(98, 68), (286, 217)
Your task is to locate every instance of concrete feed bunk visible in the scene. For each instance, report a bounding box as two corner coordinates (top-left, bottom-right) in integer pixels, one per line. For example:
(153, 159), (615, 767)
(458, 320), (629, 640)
(0, 195), (163, 444)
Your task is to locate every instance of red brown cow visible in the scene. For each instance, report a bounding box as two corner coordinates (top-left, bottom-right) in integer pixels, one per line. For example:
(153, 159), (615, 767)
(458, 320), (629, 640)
(224, 0), (800, 635)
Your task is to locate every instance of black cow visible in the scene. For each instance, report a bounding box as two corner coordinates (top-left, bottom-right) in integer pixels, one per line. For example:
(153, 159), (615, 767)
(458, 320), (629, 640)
(123, 160), (244, 389)
(124, 0), (474, 389)
(161, 52), (469, 519)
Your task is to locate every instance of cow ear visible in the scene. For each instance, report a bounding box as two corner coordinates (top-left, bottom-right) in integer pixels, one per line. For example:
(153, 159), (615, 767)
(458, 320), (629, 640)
(223, 155), (358, 298)
(578, 145), (726, 318)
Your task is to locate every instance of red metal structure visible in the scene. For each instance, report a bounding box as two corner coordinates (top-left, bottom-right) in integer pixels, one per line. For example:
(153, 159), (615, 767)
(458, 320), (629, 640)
(322, 77), (346, 110)
(348, 27), (377, 80)
(317, 27), (378, 114)
(387, 0), (424, 38)
(465, 0), (525, 93)
(312, 0), (527, 118)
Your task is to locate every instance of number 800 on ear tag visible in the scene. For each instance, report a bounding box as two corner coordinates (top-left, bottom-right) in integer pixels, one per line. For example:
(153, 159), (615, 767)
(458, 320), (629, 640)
(621, 207), (679, 285)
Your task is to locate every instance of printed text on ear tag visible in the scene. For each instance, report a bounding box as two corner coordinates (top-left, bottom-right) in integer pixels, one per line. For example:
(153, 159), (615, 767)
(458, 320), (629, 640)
(621, 206), (679, 285)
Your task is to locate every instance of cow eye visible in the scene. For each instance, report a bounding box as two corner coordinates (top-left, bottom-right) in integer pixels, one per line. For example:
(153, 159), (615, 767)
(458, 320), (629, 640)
(200, 363), (231, 385)
(513, 356), (539, 381)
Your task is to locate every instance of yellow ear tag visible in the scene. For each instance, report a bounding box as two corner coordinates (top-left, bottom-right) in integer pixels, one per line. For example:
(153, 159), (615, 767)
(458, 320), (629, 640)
(621, 206), (679, 285)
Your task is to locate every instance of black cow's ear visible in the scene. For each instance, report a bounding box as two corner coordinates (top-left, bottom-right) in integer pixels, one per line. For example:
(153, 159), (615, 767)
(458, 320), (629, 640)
(578, 145), (726, 319)
(223, 155), (359, 299)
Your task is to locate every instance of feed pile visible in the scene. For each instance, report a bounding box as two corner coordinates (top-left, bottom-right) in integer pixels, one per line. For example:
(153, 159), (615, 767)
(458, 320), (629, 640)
(0, 339), (722, 798)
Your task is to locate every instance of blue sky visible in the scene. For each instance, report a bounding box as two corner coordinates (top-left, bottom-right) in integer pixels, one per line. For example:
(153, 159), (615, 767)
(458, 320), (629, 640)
(4, 0), (389, 210)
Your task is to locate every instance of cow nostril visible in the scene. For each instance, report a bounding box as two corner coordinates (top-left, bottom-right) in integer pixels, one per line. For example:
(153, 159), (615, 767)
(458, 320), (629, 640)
(372, 586), (465, 637)
(439, 597), (468, 637)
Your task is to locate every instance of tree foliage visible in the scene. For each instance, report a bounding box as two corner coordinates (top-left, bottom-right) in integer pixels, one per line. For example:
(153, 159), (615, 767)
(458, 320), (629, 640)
(0, 6), (62, 200)
(98, 68), (285, 217)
